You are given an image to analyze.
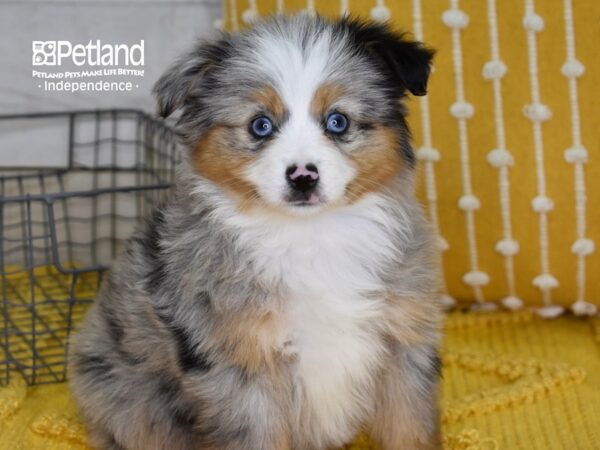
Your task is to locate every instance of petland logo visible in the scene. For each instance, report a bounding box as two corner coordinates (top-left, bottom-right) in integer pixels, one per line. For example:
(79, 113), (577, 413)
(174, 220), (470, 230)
(32, 40), (144, 66)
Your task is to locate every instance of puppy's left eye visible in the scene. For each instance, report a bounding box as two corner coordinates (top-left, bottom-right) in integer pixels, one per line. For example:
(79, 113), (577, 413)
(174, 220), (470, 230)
(325, 113), (348, 135)
(250, 116), (274, 138)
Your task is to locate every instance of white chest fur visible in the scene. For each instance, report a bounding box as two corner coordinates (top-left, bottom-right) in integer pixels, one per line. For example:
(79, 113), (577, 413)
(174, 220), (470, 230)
(285, 280), (384, 447)
(223, 195), (401, 447)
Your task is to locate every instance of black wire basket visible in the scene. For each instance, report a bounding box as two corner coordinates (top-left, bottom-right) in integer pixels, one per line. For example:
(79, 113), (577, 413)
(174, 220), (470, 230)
(0, 110), (180, 385)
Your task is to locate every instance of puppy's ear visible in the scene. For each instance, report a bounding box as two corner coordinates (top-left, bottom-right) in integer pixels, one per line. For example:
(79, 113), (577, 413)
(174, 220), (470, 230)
(345, 19), (434, 96)
(153, 36), (231, 118)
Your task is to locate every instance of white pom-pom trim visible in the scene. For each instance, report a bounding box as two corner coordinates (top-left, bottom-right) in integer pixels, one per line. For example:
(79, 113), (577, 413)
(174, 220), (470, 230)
(462, 270), (490, 287)
(532, 273), (559, 291)
(241, 8), (259, 24)
(571, 238), (595, 256)
(370, 5), (391, 22)
(502, 296), (524, 311)
(213, 19), (225, 30)
(564, 146), (588, 164)
(523, 103), (552, 122)
(536, 305), (565, 319)
(458, 194), (480, 211)
(416, 147), (441, 162)
(522, 13), (544, 32)
(437, 236), (449, 252)
(482, 60), (507, 80)
(561, 59), (585, 78)
(495, 238), (520, 256)
(450, 101), (474, 119)
(531, 195), (554, 213)
(440, 294), (457, 310)
(487, 149), (514, 167)
(571, 300), (598, 316)
(470, 302), (498, 312)
(442, 9), (469, 29)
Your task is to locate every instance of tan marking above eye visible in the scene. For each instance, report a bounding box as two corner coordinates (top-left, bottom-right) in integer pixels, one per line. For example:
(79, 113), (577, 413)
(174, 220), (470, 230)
(310, 83), (346, 118)
(250, 86), (287, 121)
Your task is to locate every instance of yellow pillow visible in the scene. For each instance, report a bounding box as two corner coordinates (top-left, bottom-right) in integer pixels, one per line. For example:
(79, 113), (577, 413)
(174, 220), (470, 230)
(221, 0), (599, 316)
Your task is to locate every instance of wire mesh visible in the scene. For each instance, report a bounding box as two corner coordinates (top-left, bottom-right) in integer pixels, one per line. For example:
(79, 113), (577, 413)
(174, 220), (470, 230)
(0, 109), (179, 385)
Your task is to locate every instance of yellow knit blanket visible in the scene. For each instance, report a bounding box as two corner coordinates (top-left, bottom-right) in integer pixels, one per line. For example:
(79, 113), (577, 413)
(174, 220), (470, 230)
(1, 311), (599, 449)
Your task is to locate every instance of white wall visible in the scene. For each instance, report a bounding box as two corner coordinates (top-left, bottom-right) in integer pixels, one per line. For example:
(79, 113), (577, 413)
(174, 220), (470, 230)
(0, 0), (223, 114)
(0, 0), (222, 166)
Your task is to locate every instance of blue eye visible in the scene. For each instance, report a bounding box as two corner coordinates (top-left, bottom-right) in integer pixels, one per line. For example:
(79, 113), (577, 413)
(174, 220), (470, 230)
(325, 112), (348, 134)
(250, 116), (273, 138)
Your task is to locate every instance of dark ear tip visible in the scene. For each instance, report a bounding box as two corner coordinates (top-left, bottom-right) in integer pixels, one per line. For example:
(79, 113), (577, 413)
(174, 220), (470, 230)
(344, 19), (435, 97)
(410, 86), (428, 96)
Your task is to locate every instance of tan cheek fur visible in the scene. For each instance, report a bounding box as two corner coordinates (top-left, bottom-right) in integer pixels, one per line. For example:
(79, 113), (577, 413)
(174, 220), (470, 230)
(193, 127), (260, 210)
(192, 130), (299, 218)
(345, 125), (405, 201)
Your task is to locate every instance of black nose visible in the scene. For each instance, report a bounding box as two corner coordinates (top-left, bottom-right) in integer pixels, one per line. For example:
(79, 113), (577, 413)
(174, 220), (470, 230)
(286, 163), (319, 193)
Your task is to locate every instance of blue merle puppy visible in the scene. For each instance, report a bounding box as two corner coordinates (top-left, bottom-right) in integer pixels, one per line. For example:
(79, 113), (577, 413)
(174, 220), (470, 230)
(70, 14), (443, 450)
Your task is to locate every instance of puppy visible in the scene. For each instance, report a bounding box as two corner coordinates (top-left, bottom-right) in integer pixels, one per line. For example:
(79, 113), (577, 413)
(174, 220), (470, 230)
(70, 14), (442, 450)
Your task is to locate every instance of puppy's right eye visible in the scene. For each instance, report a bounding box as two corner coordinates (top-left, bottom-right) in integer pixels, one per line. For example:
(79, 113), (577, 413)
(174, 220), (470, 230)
(250, 116), (274, 138)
